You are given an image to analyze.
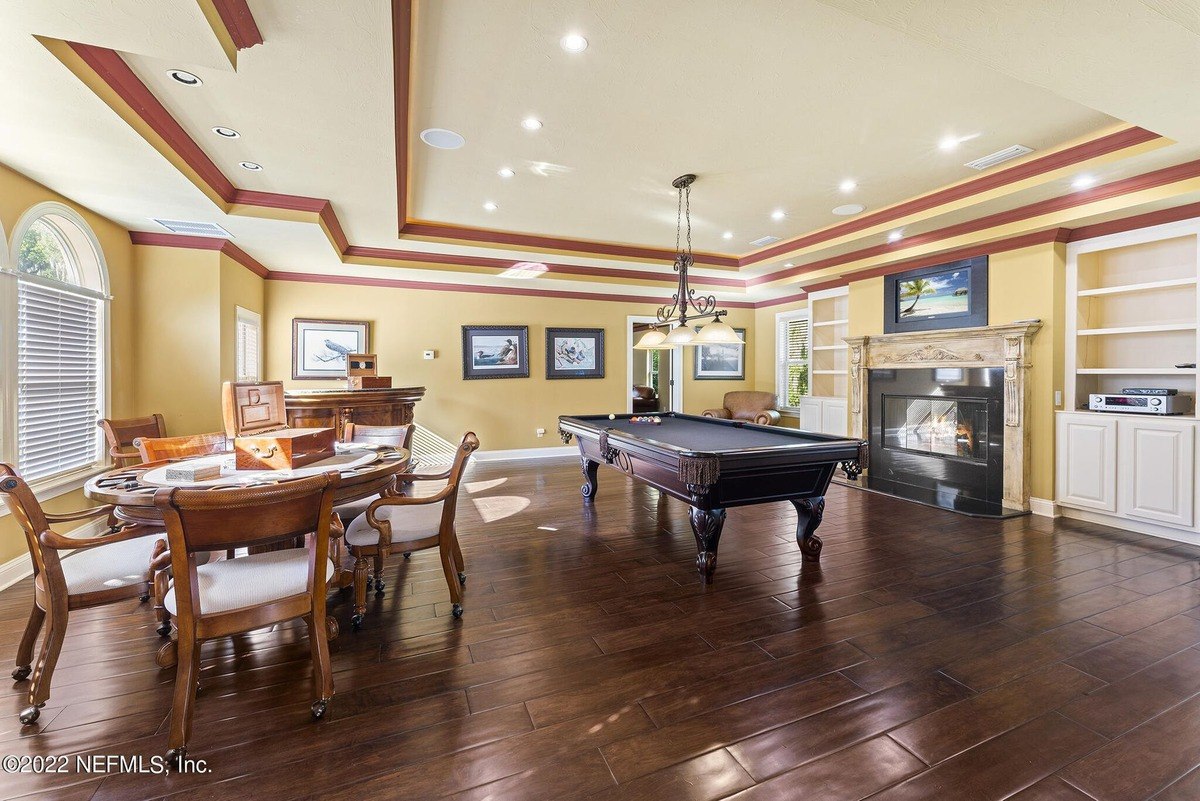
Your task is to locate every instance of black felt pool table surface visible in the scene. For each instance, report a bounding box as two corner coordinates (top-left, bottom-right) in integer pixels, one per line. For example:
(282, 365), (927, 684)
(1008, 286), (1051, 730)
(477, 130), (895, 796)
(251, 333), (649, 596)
(568, 414), (849, 452)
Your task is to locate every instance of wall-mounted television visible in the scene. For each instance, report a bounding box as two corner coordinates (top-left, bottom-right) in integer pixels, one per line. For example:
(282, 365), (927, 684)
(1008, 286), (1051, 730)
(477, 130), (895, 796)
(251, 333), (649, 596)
(883, 255), (988, 333)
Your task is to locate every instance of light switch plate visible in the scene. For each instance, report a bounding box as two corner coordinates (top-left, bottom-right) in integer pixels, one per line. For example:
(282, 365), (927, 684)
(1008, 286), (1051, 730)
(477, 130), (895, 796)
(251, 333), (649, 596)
(423, 350), (436, 360)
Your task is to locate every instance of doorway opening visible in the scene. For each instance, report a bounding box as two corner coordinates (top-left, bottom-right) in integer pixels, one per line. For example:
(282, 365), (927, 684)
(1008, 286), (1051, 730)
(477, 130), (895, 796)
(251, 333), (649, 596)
(628, 317), (682, 413)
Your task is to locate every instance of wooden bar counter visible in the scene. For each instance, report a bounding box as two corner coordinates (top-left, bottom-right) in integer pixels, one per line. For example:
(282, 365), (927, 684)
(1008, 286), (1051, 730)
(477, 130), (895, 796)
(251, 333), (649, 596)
(284, 386), (425, 438)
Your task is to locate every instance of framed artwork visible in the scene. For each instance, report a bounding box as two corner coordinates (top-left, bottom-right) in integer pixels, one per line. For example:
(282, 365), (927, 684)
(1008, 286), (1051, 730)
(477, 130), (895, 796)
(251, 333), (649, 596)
(883, 256), (988, 333)
(546, 327), (605, 379)
(693, 328), (746, 380)
(292, 318), (371, 380)
(462, 325), (530, 380)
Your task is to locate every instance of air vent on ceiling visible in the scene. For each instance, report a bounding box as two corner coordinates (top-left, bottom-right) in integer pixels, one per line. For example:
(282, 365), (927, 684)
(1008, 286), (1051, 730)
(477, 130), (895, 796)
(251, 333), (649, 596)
(153, 218), (232, 237)
(964, 145), (1034, 171)
(749, 235), (782, 247)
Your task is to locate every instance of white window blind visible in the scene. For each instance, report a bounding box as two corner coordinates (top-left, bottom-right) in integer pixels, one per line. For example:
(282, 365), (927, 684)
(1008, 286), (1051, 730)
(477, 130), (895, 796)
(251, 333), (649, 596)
(778, 316), (810, 407)
(236, 307), (261, 382)
(17, 280), (102, 481)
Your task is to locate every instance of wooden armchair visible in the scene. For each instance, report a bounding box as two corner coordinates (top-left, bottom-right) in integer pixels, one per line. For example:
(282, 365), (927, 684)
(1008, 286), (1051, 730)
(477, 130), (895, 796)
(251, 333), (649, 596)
(702, 391), (781, 426)
(335, 423), (415, 595)
(343, 432), (479, 629)
(134, 432), (228, 463)
(98, 414), (166, 467)
(0, 464), (161, 726)
(153, 472), (340, 768)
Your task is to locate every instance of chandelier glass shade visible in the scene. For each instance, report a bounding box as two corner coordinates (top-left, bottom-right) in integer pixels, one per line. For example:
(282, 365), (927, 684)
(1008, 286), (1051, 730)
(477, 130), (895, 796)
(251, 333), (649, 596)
(633, 174), (743, 349)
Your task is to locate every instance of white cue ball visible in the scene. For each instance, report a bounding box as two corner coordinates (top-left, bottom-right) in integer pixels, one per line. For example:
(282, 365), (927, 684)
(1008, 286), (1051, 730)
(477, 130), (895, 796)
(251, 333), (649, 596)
(608, 414), (616, 420)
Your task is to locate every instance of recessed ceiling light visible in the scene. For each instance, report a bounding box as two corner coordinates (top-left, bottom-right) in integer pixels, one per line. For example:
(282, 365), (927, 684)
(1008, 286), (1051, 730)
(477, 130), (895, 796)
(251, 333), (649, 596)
(1072, 174), (1097, 190)
(238, 161), (263, 171)
(832, 204), (864, 216)
(483, 201), (498, 211)
(771, 209), (786, 221)
(419, 128), (466, 149)
(522, 117), (543, 131)
(722, 231), (733, 240)
(839, 179), (857, 193)
(560, 33), (589, 53)
(888, 230), (904, 243)
(784, 262), (795, 268)
(498, 167), (515, 178)
(211, 126), (239, 139)
(167, 69), (202, 86)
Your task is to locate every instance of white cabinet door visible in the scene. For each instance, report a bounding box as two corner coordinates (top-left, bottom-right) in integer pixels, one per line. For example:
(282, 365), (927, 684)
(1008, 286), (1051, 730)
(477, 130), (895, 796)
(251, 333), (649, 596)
(821, 399), (848, 436)
(796, 398), (822, 432)
(1118, 417), (1195, 527)
(1056, 414), (1117, 512)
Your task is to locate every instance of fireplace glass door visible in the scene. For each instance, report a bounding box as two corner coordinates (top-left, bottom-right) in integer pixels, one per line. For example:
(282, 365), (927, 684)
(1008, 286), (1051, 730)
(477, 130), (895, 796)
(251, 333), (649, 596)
(882, 396), (988, 462)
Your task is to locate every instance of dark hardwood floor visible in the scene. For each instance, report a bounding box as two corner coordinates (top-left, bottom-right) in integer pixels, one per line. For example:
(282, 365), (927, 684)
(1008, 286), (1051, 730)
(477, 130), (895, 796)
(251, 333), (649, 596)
(4, 456), (1200, 800)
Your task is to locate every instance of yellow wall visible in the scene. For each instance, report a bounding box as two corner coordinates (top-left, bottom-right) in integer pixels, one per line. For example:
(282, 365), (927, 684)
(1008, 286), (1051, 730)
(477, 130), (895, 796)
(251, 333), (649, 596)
(218, 253), (265, 385)
(265, 280), (756, 451)
(848, 277), (885, 338)
(0, 163), (137, 565)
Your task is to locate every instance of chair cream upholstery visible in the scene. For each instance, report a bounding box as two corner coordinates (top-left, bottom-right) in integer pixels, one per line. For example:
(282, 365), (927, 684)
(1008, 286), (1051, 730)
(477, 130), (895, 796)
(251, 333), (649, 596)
(345, 432), (479, 630)
(163, 549), (335, 616)
(58, 534), (161, 595)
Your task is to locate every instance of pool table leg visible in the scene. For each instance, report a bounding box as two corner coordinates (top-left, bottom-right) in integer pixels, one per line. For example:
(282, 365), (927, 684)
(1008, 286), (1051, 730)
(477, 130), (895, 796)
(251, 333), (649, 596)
(689, 506), (727, 583)
(580, 458), (600, 503)
(792, 497), (826, 561)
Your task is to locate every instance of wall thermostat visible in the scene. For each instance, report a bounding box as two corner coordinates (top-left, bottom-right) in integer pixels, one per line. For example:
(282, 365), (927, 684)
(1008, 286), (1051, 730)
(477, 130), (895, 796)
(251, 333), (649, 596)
(423, 350), (436, 360)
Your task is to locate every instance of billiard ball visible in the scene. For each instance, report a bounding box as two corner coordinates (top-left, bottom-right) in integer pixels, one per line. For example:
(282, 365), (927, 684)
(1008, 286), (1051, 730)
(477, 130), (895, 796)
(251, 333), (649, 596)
(608, 413), (616, 420)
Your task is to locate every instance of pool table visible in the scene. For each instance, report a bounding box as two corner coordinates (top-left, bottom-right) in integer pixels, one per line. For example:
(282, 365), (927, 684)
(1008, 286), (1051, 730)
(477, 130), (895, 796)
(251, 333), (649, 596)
(558, 412), (868, 581)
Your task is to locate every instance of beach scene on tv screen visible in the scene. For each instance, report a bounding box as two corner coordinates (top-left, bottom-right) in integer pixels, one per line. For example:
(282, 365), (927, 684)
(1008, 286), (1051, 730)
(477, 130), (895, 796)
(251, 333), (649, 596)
(898, 269), (970, 319)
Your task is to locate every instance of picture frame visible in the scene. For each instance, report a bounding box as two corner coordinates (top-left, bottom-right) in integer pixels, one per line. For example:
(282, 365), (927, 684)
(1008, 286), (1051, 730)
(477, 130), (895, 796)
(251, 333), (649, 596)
(883, 256), (988, 333)
(291, 318), (371, 380)
(462, 325), (530, 380)
(545, 327), (605, 379)
(693, 328), (746, 380)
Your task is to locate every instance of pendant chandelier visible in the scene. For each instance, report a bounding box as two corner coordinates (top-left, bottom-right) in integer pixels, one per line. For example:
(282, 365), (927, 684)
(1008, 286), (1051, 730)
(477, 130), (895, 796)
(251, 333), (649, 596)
(634, 174), (744, 350)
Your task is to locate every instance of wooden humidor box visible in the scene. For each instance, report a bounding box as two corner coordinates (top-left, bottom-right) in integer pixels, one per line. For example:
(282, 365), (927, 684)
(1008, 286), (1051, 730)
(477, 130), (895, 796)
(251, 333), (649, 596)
(222, 380), (336, 470)
(348, 375), (393, 389)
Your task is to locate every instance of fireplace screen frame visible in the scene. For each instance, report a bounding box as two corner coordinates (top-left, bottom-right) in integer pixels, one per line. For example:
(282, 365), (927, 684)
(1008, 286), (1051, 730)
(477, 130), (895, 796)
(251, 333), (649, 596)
(881, 394), (990, 465)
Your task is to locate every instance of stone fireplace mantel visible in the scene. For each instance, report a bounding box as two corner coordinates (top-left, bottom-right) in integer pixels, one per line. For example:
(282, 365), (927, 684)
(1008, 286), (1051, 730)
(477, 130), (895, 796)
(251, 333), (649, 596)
(845, 321), (1042, 511)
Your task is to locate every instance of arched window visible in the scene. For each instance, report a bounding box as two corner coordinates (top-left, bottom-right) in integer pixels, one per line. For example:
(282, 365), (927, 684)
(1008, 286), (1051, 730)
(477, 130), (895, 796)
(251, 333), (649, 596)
(5, 203), (108, 484)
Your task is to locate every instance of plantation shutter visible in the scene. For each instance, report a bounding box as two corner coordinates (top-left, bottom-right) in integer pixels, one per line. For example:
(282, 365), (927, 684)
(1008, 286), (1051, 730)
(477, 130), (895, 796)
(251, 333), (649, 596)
(17, 280), (102, 481)
(236, 311), (261, 382)
(780, 317), (810, 406)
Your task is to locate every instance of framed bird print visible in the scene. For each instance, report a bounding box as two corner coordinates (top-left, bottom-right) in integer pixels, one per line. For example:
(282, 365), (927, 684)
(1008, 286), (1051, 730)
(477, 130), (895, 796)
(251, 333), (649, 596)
(462, 325), (530, 379)
(292, 318), (372, 379)
(545, 327), (605, 379)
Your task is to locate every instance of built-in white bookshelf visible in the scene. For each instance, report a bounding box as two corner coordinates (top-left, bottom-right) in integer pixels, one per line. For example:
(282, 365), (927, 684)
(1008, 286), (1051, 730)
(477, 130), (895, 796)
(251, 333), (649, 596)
(809, 287), (849, 400)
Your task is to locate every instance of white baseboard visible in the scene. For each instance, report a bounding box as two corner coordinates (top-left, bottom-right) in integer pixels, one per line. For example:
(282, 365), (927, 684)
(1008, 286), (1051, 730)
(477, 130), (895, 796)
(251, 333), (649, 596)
(473, 445), (575, 463)
(1059, 506), (1200, 548)
(1029, 497), (1060, 518)
(0, 518), (108, 593)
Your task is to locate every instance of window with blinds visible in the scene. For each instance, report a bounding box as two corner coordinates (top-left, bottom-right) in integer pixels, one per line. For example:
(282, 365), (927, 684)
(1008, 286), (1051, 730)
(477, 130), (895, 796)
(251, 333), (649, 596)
(236, 307), (262, 382)
(777, 315), (810, 407)
(17, 280), (102, 481)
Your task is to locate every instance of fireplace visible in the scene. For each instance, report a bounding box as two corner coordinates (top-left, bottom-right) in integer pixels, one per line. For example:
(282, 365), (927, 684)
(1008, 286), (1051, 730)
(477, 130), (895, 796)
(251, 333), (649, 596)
(866, 367), (1006, 515)
(845, 322), (1041, 515)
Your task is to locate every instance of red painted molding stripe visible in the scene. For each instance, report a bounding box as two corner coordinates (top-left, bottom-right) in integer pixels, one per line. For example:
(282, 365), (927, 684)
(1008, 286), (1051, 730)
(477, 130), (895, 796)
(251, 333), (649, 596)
(393, 0), (411, 234)
(269, 270), (756, 308)
(344, 245), (745, 288)
(130, 231), (270, 277)
(751, 158), (1200, 286)
(742, 126), (1163, 266)
(1068, 200), (1200, 242)
(211, 0), (264, 50)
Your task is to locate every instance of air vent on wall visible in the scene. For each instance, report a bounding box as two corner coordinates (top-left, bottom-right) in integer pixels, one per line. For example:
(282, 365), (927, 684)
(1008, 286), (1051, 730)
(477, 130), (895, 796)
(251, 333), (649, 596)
(749, 235), (782, 247)
(964, 145), (1033, 171)
(153, 218), (232, 237)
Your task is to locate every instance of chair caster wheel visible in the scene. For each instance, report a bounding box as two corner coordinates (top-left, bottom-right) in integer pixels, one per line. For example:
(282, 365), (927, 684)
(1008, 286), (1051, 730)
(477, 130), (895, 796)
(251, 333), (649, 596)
(140, 594), (150, 603)
(311, 699), (328, 720)
(458, 572), (467, 587)
(166, 747), (186, 770)
(374, 579), (385, 595)
(403, 552), (411, 560)
(19, 705), (41, 725)
(11, 666), (31, 682)
(451, 604), (463, 619)
(157, 622), (172, 637)
(351, 614), (363, 631)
